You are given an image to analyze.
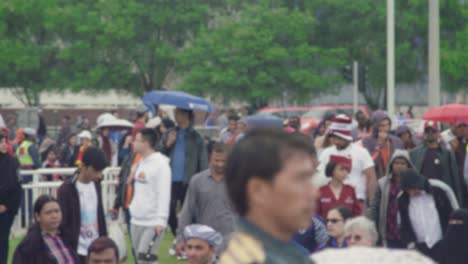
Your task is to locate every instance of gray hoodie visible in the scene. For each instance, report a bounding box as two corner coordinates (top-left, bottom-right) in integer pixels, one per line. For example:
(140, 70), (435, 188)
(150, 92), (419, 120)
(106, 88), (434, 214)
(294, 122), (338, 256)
(369, 149), (414, 245)
(362, 111), (404, 178)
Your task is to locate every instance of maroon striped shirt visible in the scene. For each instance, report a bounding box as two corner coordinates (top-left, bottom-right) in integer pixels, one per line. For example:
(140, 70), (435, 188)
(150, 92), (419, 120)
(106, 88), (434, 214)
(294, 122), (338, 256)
(42, 233), (75, 264)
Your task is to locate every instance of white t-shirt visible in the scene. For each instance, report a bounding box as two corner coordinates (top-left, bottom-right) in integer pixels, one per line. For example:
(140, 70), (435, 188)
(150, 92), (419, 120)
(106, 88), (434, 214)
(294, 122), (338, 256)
(409, 192), (443, 248)
(129, 152), (171, 227)
(318, 144), (375, 200)
(76, 181), (99, 255)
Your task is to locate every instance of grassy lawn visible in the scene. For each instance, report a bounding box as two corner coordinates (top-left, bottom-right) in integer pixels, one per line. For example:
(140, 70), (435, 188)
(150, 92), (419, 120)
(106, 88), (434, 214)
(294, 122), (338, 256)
(8, 230), (181, 264)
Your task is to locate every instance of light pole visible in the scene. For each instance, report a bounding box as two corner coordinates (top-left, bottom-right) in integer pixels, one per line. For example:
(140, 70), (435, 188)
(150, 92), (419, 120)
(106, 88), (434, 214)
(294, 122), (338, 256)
(353, 61), (359, 114)
(428, 0), (441, 107)
(387, 0), (395, 115)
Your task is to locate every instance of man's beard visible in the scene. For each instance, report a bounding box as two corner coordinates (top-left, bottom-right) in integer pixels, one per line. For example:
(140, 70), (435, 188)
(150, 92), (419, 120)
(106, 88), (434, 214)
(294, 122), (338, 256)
(336, 142), (350, 150)
(425, 137), (438, 144)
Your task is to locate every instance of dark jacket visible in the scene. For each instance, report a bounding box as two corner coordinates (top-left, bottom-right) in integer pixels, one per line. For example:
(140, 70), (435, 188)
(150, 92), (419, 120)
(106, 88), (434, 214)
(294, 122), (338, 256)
(56, 124), (72, 148)
(362, 111), (404, 178)
(28, 143), (41, 169)
(158, 126), (208, 183)
(410, 144), (463, 203)
(57, 174), (107, 253)
(113, 152), (136, 210)
(0, 153), (22, 216)
(68, 145), (81, 167)
(59, 144), (78, 167)
(398, 180), (458, 250)
(13, 224), (79, 264)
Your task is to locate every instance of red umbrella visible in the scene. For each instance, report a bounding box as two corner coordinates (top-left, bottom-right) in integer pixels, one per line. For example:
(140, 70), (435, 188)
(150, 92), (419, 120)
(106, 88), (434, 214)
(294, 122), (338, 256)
(422, 103), (468, 123)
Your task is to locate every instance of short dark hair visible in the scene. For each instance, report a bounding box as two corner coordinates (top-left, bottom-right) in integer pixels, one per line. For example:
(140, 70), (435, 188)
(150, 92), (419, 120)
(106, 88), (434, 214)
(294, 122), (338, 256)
(138, 128), (159, 149)
(225, 129), (316, 216)
(330, 205), (353, 221)
(82, 147), (107, 171)
(0, 132), (6, 142)
(161, 118), (175, 130)
(355, 110), (364, 119)
(325, 161), (338, 178)
(87, 237), (119, 261)
(228, 115), (240, 122)
(34, 195), (58, 215)
(177, 108), (195, 121)
(68, 133), (77, 141)
(211, 142), (226, 155)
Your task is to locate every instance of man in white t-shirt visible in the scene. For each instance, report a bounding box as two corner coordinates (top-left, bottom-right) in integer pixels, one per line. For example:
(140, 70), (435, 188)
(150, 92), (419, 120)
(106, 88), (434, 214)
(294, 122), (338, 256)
(57, 146), (108, 262)
(130, 128), (171, 264)
(318, 114), (377, 204)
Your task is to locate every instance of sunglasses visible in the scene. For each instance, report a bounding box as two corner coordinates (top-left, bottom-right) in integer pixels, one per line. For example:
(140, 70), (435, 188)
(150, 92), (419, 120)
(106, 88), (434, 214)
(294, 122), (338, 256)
(345, 234), (362, 242)
(326, 218), (343, 224)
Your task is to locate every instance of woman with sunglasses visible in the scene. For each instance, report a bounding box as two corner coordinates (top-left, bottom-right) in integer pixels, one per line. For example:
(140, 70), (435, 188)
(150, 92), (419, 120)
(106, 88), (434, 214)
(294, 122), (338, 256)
(321, 205), (353, 249)
(317, 155), (362, 218)
(13, 195), (78, 264)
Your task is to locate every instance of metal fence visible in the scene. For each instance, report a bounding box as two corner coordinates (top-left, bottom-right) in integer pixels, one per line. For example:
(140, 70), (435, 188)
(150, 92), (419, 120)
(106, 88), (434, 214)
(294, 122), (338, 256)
(11, 167), (121, 238)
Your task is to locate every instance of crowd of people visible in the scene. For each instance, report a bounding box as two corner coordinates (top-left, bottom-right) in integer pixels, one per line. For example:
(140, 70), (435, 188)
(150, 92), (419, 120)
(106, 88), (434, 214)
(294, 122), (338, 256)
(0, 104), (467, 264)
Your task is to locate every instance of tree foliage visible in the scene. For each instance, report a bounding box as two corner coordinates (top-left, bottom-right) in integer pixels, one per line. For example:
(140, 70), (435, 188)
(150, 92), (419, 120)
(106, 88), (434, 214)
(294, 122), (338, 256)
(51, 0), (236, 95)
(0, 0), (466, 107)
(0, 0), (60, 106)
(305, 0), (466, 108)
(178, 3), (346, 107)
(441, 3), (468, 92)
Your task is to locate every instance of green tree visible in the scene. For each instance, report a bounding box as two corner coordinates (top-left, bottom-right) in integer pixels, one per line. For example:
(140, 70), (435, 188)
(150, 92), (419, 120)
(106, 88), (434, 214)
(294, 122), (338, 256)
(0, 0), (60, 106)
(301, 0), (426, 109)
(441, 3), (468, 92)
(178, 4), (346, 107)
(305, 0), (466, 108)
(49, 0), (241, 96)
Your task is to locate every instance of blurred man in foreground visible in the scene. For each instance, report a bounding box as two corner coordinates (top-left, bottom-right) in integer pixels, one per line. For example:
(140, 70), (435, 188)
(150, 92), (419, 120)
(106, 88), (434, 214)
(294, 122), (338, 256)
(220, 129), (318, 264)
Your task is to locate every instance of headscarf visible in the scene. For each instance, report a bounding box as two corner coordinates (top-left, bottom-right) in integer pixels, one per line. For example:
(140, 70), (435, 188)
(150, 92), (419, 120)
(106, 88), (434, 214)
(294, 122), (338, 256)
(184, 224), (223, 250)
(442, 209), (468, 264)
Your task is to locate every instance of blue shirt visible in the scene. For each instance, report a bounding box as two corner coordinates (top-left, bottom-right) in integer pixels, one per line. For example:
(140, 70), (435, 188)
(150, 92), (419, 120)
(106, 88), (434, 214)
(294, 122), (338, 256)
(318, 237), (347, 250)
(293, 217), (329, 253)
(171, 129), (186, 182)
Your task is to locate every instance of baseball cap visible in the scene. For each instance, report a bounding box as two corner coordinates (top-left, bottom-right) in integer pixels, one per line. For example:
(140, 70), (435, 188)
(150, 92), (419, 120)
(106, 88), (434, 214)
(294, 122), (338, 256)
(136, 104), (149, 114)
(78, 130), (92, 140)
(23, 128), (37, 137)
(424, 120), (439, 132)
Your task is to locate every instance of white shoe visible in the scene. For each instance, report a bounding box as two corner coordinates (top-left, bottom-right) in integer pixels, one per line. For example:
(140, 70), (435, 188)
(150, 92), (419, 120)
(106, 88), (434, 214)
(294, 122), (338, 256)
(169, 240), (177, 256)
(169, 247), (176, 256)
(177, 253), (187, 261)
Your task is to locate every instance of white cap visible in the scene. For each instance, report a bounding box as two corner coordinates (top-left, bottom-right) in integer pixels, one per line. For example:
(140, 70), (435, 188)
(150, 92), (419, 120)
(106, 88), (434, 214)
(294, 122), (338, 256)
(78, 130), (92, 140)
(136, 104), (149, 114)
(24, 128), (37, 137)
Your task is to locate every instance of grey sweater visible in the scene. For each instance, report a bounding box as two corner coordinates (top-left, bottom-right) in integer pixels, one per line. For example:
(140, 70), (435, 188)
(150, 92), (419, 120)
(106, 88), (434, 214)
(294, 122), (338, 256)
(175, 169), (237, 249)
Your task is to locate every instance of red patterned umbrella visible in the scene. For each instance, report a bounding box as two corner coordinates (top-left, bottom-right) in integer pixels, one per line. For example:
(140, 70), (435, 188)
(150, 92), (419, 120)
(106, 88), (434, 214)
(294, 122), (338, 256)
(422, 103), (468, 123)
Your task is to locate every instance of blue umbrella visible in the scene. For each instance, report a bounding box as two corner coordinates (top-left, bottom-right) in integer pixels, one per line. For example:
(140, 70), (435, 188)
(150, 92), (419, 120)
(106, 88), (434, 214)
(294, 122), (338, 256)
(241, 114), (284, 129)
(142, 91), (214, 113)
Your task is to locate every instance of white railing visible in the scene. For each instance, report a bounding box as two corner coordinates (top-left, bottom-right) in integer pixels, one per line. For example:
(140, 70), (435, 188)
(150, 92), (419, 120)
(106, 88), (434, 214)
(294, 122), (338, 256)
(11, 167), (121, 238)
